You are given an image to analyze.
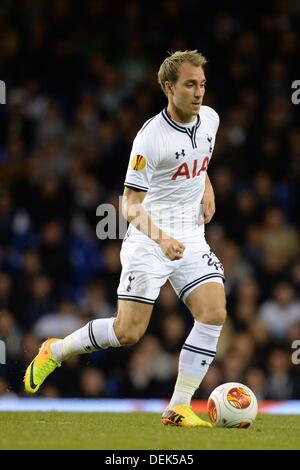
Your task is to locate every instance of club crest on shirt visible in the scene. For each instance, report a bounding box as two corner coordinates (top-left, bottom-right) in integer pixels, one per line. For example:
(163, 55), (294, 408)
(126, 274), (135, 292)
(131, 154), (147, 171)
(206, 134), (213, 153)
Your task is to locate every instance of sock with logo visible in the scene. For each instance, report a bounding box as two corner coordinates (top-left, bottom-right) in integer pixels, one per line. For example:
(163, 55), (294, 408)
(50, 318), (121, 362)
(168, 320), (222, 408)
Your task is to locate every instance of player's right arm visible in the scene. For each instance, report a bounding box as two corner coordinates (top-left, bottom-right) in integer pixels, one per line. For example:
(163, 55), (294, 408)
(122, 187), (185, 261)
(123, 122), (185, 260)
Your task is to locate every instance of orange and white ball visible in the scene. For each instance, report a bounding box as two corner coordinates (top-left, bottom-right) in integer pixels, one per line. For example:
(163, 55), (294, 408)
(207, 382), (258, 428)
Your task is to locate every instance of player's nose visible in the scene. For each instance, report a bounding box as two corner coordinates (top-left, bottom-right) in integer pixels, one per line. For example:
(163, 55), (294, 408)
(194, 88), (201, 99)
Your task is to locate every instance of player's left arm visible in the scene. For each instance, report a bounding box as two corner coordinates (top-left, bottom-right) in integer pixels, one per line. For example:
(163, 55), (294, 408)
(202, 173), (215, 224)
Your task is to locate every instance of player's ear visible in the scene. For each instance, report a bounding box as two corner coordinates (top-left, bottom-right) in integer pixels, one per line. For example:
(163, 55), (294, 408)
(164, 81), (174, 95)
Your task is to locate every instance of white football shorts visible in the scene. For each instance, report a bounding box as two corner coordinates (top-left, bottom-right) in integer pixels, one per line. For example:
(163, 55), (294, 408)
(117, 238), (225, 305)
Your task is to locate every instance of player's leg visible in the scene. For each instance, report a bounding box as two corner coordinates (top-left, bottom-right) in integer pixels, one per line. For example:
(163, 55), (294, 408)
(113, 300), (153, 345)
(162, 247), (226, 427)
(167, 281), (226, 408)
(24, 300), (153, 394)
(53, 298), (154, 359)
(24, 239), (170, 394)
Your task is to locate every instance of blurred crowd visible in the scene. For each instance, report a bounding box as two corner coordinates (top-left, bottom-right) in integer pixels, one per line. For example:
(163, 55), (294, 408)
(1, 0), (300, 400)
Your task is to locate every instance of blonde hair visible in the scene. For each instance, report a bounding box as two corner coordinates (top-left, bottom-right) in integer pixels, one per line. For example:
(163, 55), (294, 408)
(158, 50), (207, 95)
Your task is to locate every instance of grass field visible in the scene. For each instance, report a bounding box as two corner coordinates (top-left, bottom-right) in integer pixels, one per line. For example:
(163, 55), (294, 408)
(0, 412), (299, 450)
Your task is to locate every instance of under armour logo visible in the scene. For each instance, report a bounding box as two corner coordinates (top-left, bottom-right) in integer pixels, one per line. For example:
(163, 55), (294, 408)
(206, 134), (213, 153)
(175, 149), (185, 159)
(201, 360), (208, 366)
(126, 274), (135, 292)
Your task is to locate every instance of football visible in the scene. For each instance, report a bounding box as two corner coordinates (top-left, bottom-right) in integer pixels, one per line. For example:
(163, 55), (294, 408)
(207, 382), (258, 428)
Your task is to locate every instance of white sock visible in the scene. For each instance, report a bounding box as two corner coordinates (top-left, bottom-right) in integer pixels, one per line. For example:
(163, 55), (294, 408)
(168, 320), (222, 408)
(51, 318), (121, 362)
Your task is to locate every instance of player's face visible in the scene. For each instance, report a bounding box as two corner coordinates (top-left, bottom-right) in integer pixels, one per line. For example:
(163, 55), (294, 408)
(171, 63), (206, 120)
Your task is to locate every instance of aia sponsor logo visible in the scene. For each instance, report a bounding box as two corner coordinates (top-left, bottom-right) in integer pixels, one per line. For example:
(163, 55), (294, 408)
(171, 156), (209, 180)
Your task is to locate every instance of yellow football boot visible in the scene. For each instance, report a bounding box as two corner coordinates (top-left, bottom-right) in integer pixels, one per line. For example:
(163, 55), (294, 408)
(24, 338), (61, 393)
(161, 404), (212, 428)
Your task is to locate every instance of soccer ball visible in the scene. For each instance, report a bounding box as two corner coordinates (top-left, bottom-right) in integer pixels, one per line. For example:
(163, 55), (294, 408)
(207, 382), (258, 428)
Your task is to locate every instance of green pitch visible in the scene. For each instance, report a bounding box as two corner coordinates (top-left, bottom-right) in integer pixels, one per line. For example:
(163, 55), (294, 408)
(0, 412), (299, 450)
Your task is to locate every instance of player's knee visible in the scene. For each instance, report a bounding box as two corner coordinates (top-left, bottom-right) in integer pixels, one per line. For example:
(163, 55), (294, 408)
(114, 318), (143, 346)
(209, 307), (227, 325)
(193, 305), (227, 325)
(117, 330), (141, 346)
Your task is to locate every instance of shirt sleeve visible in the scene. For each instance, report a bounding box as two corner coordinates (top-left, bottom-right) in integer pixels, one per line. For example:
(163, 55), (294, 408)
(124, 129), (158, 192)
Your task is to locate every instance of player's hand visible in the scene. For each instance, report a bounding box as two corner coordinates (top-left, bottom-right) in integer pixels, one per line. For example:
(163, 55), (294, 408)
(202, 190), (215, 224)
(158, 237), (185, 261)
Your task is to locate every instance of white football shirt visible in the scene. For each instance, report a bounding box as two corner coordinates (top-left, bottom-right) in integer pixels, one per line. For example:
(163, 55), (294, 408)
(124, 105), (220, 244)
